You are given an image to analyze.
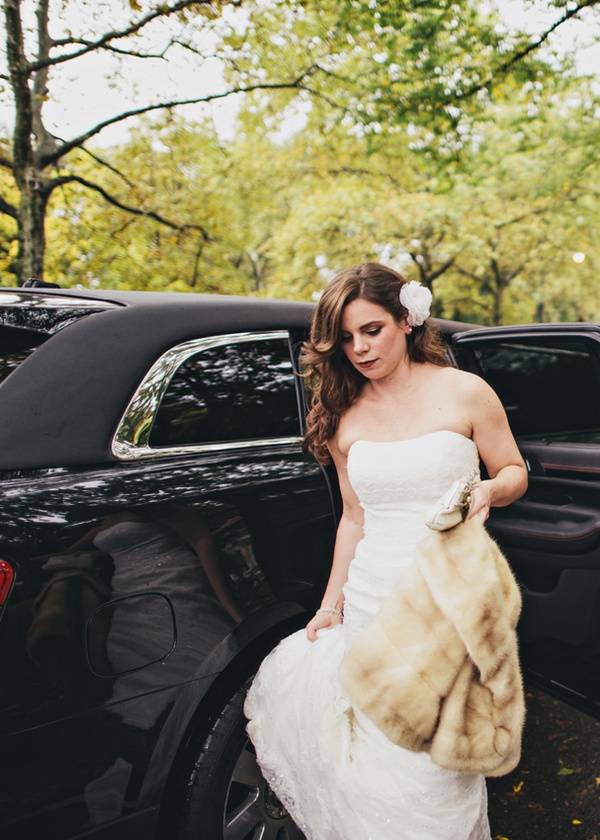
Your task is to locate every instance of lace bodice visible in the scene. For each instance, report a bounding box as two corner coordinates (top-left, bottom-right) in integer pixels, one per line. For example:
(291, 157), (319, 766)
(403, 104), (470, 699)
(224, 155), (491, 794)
(343, 430), (480, 646)
(348, 430), (478, 513)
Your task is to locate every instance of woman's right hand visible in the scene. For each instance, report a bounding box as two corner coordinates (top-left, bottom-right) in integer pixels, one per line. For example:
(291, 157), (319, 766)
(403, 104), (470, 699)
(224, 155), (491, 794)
(306, 608), (343, 642)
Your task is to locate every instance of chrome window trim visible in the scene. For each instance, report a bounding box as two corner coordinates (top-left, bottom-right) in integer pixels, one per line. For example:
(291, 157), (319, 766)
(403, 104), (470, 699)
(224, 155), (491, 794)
(111, 330), (300, 461)
(112, 436), (304, 461)
(0, 292), (120, 310)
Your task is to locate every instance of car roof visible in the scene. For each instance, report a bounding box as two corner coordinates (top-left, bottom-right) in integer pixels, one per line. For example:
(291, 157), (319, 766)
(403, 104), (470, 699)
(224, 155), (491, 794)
(0, 288), (474, 471)
(0, 289), (315, 470)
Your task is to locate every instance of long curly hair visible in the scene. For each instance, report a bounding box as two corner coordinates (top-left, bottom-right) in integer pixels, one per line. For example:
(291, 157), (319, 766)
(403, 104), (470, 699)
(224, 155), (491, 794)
(302, 263), (448, 463)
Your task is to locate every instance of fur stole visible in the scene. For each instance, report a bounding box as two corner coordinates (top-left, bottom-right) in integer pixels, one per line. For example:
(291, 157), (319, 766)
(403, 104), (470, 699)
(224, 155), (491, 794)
(339, 517), (525, 777)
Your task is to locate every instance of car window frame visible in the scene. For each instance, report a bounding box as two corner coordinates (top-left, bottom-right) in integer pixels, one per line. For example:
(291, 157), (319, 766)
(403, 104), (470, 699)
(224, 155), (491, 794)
(112, 330), (303, 461)
(453, 325), (600, 444)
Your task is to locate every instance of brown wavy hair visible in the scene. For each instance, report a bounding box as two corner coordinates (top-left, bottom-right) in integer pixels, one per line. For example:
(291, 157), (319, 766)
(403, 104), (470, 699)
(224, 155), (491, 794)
(302, 262), (448, 463)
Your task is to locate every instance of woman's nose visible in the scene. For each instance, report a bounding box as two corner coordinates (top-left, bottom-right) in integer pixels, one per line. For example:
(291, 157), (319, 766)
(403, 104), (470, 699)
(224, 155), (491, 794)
(354, 335), (368, 353)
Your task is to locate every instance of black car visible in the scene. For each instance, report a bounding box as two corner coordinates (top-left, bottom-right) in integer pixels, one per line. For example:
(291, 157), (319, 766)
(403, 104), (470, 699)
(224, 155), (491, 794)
(1, 287), (600, 840)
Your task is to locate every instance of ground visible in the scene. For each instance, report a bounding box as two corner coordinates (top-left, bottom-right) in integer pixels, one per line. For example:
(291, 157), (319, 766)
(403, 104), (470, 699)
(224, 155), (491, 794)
(488, 687), (600, 840)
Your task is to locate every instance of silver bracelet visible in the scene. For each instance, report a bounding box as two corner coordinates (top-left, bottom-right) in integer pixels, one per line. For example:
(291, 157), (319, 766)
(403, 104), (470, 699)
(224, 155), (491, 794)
(316, 606), (343, 617)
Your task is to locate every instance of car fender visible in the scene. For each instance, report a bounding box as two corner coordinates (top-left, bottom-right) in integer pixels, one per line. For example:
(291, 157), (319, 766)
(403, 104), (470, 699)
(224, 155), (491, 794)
(140, 600), (310, 816)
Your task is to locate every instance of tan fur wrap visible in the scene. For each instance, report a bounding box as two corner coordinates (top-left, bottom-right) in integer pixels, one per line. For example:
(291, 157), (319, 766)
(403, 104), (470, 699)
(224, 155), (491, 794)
(339, 517), (525, 777)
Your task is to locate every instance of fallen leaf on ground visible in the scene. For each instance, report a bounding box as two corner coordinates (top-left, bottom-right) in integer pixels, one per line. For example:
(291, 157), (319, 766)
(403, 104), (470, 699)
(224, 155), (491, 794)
(557, 763), (579, 776)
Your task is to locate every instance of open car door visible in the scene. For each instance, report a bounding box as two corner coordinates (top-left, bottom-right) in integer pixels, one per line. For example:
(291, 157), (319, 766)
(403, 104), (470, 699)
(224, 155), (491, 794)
(453, 323), (600, 719)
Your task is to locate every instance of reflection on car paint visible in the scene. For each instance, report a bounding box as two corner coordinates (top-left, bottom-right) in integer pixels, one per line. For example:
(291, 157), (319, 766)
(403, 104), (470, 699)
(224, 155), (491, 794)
(0, 447), (334, 836)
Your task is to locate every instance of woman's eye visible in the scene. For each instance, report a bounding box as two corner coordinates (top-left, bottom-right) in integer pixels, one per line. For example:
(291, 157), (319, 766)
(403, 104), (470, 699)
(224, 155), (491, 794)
(367, 327), (381, 337)
(340, 334), (352, 343)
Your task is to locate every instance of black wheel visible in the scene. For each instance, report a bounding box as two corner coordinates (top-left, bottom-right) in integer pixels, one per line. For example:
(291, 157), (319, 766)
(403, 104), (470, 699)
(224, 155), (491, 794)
(177, 683), (306, 840)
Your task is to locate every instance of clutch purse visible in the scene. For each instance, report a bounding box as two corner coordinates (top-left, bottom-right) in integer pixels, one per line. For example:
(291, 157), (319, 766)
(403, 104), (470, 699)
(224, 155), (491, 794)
(425, 472), (479, 531)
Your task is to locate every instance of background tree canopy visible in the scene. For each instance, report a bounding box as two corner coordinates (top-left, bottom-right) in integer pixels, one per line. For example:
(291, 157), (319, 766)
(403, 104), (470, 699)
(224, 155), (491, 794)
(1, 0), (599, 324)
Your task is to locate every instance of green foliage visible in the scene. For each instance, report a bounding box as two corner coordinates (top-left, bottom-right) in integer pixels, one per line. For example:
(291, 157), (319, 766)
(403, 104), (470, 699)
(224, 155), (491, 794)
(41, 62), (600, 325)
(0, 134), (18, 285)
(8, 0), (598, 326)
(223, 0), (559, 147)
(44, 115), (310, 296)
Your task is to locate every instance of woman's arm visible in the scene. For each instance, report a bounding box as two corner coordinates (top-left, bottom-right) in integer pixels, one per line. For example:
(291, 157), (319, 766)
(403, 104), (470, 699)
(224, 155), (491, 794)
(306, 441), (364, 642)
(464, 374), (528, 522)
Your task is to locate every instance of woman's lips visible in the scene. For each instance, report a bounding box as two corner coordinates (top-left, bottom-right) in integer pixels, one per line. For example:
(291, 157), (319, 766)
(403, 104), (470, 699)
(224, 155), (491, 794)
(357, 359), (377, 369)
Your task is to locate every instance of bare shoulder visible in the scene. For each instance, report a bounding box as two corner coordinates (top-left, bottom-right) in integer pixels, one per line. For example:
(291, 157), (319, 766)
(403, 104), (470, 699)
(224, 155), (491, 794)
(434, 366), (497, 401)
(328, 397), (365, 457)
(430, 367), (504, 434)
(327, 415), (353, 461)
(326, 433), (344, 462)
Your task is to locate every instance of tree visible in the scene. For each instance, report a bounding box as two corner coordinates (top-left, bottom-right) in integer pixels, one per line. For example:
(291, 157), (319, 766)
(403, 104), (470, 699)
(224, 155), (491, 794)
(431, 74), (600, 325)
(0, 0), (325, 284)
(223, 0), (599, 145)
(248, 65), (600, 323)
(42, 112), (311, 294)
(2, 0), (598, 286)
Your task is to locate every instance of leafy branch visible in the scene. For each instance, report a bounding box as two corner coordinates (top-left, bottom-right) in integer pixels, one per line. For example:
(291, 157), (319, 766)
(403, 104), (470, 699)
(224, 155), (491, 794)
(40, 69), (336, 167)
(49, 174), (211, 238)
(462, 0), (600, 100)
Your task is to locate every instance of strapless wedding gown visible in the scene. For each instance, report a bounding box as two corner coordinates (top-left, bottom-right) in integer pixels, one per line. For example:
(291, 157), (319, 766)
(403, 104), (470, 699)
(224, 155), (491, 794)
(244, 431), (491, 839)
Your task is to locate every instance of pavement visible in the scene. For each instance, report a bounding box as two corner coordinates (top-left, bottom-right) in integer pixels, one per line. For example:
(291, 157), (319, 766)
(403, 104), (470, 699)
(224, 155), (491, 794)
(488, 686), (600, 840)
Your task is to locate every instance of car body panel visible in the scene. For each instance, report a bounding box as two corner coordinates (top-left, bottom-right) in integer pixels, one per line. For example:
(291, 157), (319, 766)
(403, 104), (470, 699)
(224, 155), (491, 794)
(0, 290), (334, 839)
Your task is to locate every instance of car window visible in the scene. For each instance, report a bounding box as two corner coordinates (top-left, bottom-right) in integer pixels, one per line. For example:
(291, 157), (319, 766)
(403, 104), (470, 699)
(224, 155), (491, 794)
(0, 328), (47, 386)
(0, 292), (118, 334)
(0, 294), (120, 387)
(149, 336), (300, 447)
(0, 347), (34, 386)
(471, 337), (600, 442)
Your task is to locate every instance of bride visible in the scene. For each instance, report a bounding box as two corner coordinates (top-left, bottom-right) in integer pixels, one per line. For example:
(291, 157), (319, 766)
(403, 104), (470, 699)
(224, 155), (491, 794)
(244, 262), (528, 839)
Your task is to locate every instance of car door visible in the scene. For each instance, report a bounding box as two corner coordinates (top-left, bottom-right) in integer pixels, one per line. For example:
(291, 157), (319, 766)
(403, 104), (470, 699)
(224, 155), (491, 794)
(453, 324), (600, 718)
(0, 322), (337, 840)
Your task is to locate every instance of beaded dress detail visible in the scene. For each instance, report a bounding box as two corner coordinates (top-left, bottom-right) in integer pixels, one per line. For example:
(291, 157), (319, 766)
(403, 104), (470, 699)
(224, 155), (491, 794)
(244, 431), (491, 840)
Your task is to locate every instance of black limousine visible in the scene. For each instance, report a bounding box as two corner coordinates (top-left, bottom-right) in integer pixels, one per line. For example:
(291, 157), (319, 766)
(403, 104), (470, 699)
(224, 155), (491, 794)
(1, 286), (600, 840)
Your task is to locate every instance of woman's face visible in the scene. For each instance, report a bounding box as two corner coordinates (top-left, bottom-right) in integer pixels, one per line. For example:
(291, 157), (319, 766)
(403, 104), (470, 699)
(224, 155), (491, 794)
(339, 297), (409, 379)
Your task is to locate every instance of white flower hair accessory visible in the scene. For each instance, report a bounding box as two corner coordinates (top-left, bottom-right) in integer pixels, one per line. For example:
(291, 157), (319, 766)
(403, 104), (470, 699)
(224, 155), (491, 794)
(399, 281), (432, 327)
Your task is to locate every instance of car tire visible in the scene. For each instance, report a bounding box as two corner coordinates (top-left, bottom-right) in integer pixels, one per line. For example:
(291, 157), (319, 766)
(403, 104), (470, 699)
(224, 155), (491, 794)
(176, 681), (307, 840)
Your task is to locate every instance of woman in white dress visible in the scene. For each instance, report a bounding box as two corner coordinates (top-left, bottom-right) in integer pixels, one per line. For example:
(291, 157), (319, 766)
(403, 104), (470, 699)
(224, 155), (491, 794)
(244, 262), (528, 839)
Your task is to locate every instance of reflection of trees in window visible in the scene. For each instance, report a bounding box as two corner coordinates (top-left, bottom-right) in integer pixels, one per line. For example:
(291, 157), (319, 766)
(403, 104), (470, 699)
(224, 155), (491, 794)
(0, 324), (47, 385)
(0, 303), (111, 385)
(0, 350), (34, 385)
(474, 340), (600, 441)
(149, 338), (300, 446)
(0, 305), (106, 334)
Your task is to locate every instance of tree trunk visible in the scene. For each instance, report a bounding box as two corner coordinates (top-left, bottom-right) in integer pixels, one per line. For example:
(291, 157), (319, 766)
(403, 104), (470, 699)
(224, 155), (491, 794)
(4, 0), (56, 282)
(490, 257), (504, 326)
(491, 286), (502, 326)
(4, 0), (44, 282)
(18, 178), (48, 281)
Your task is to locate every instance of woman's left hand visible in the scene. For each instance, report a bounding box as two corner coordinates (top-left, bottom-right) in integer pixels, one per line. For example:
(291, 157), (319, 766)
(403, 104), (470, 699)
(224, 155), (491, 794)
(466, 480), (493, 523)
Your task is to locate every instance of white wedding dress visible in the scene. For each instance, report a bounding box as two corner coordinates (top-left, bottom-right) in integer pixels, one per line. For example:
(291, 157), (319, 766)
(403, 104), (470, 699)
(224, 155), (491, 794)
(244, 430), (491, 840)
